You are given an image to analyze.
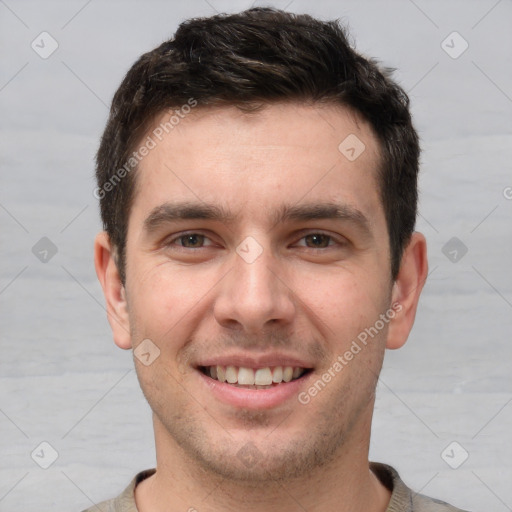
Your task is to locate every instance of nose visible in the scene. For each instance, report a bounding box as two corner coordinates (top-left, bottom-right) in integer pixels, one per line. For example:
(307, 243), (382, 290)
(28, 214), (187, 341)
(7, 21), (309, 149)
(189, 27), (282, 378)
(213, 243), (296, 334)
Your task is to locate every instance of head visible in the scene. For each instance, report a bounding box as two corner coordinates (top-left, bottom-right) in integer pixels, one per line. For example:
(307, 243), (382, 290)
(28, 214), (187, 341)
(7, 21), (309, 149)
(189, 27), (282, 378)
(96, 8), (419, 285)
(95, 8), (427, 483)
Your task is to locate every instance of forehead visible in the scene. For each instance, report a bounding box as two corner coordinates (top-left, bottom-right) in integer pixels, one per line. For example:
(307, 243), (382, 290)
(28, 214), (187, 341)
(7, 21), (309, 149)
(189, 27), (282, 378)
(131, 103), (383, 226)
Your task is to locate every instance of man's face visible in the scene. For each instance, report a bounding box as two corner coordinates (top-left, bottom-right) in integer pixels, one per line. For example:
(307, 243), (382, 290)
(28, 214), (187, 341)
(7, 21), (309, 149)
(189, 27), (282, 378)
(121, 103), (395, 480)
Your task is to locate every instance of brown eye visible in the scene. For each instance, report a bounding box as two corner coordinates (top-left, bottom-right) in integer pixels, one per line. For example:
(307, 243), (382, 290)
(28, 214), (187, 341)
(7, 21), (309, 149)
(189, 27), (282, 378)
(303, 234), (332, 248)
(177, 234), (206, 248)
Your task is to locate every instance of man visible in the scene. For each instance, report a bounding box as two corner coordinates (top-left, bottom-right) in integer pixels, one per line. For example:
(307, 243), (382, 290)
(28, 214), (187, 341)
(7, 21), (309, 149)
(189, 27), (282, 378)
(90, 7), (468, 512)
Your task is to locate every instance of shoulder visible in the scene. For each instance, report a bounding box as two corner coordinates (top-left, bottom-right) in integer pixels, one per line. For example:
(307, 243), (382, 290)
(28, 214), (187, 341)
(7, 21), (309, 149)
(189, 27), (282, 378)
(412, 492), (471, 512)
(370, 462), (471, 512)
(81, 497), (116, 512)
(80, 469), (156, 512)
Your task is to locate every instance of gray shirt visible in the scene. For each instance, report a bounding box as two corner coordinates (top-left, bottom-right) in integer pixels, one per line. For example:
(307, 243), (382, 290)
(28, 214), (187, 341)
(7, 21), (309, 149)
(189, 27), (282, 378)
(81, 462), (470, 512)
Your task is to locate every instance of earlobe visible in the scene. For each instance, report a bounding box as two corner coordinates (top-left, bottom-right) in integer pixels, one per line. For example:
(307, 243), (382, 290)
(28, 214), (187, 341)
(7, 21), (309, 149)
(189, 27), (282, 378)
(386, 232), (428, 350)
(94, 232), (132, 350)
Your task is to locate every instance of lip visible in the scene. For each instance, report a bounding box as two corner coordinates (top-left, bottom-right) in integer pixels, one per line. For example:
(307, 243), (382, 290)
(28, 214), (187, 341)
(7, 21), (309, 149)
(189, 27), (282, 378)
(196, 367), (313, 410)
(196, 352), (314, 370)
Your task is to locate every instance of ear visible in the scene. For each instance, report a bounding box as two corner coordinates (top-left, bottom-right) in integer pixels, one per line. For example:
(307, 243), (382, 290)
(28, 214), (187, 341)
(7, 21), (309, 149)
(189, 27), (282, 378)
(94, 231), (132, 350)
(386, 232), (428, 350)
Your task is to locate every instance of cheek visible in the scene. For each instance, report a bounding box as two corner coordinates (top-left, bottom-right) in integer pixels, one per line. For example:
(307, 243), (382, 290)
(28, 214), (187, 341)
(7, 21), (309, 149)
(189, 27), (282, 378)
(126, 262), (218, 339)
(298, 269), (385, 338)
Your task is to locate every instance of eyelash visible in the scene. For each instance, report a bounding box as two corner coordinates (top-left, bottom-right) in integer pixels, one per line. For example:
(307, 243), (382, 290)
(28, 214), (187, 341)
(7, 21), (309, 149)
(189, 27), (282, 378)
(165, 231), (343, 250)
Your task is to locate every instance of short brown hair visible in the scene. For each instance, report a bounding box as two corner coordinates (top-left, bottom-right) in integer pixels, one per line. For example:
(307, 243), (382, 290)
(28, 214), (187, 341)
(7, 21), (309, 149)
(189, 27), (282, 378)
(96, 7), (419, 284)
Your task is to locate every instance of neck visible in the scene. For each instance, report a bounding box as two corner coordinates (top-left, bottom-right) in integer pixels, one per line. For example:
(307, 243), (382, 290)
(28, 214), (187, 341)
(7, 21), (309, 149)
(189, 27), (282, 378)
(135, 415), (391, 512)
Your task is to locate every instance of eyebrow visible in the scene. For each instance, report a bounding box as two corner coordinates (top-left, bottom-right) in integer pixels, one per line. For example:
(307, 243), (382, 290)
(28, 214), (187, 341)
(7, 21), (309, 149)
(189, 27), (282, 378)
(271, 203), (370, 232)
(143, 200), (372, 236)
(144, 202), (237, 233)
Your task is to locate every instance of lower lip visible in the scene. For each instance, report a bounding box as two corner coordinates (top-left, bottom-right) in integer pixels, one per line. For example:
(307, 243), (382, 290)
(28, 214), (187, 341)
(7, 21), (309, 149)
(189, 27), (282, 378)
(197, 370), (312, 410)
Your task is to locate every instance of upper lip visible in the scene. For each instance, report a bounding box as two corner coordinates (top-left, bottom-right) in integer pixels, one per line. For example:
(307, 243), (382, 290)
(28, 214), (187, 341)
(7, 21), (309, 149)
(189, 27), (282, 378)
(195, 352), (315, 369)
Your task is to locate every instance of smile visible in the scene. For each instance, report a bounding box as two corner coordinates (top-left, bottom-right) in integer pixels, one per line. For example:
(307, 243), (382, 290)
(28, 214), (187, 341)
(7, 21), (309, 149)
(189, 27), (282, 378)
(199, 365), (310, 389)
(195, 354), (315, 409)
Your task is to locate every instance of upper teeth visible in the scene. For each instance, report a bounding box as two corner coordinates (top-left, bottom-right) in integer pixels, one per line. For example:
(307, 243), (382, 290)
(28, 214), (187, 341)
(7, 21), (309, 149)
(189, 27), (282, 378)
(207, 366), (305, 385)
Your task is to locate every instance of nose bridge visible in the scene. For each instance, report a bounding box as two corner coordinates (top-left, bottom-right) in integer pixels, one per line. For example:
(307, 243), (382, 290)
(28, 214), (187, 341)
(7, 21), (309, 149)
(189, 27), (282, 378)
(237, 247), (275, 300)
(214, 239), (294, 331)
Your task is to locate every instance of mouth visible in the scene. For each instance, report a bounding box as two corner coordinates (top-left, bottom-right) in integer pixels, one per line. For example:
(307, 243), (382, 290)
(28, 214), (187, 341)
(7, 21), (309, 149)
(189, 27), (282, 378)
(198, 365), (312, 389)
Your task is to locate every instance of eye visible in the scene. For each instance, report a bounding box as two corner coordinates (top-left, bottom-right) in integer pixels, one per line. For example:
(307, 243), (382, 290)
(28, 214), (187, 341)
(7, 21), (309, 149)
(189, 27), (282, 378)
(296, 233), (337, 249)
(168, 233), (214, 248)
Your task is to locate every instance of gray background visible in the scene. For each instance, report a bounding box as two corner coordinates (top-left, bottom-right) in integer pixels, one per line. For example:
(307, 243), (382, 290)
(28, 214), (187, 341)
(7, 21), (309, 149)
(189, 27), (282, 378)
(1, 0), (511, 510)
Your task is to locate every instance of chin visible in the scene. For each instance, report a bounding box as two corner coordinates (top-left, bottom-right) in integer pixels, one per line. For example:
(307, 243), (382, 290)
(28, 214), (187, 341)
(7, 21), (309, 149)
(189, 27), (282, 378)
(164, 417), (344, 483)
(193, 443), (322, 483)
